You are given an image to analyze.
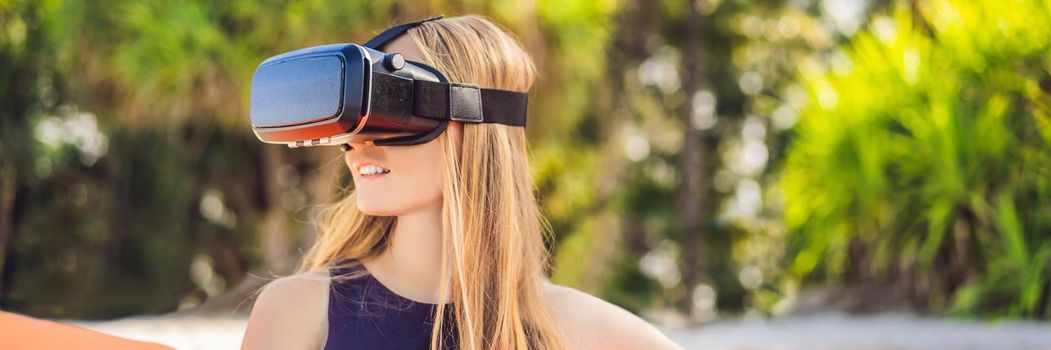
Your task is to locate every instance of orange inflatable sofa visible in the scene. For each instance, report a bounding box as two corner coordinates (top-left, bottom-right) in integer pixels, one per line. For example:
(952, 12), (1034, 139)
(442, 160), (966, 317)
(0, 311), (174, 350)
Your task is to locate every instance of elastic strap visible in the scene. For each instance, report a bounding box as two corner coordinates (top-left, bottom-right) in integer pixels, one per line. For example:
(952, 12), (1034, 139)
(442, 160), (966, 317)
(371, 72), (528, 127)
(363, 15), (445, 50)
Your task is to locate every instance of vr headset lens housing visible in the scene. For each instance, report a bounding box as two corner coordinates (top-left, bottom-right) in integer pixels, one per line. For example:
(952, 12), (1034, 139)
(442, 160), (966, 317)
(249, 16), (528, 148)
(250, 43), (446, 147)
(251, 55), (344, 128)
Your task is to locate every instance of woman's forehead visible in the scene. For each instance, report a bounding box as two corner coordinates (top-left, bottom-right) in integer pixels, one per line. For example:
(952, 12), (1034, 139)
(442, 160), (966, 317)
(381, 35), (426, 63)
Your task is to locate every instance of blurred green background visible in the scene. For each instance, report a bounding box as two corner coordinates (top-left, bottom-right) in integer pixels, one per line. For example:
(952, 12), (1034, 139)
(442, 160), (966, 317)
(0, 0), (1048, 322)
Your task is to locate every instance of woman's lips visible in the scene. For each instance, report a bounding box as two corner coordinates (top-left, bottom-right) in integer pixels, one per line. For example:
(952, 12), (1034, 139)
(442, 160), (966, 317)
(352, 161), (389, 173)
(353, 164), (390, 183)
(356, 172), (389, 181)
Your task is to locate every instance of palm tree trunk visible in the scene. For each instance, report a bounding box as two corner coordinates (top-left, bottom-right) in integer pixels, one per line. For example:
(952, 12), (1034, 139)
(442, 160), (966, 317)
(0, 166), (16, 302)
(679, 0), (709, 322)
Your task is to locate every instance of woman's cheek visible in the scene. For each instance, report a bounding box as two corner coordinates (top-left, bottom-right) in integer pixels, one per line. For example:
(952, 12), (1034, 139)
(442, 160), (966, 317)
(405, 164), (444, 205)
(355, 164), (442, 216)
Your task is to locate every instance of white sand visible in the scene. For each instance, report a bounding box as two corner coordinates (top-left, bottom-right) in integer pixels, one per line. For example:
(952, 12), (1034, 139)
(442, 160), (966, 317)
(664, 312), (1051, 350)
(70, 312), (1051, 350)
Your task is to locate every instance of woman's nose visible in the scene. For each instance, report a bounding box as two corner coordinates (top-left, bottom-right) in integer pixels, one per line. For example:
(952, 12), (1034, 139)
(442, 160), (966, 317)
(341, 140), (374, 152)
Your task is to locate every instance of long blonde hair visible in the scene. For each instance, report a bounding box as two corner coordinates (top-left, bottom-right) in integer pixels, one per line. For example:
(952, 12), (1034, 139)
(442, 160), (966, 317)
(297, 15), (566, 350)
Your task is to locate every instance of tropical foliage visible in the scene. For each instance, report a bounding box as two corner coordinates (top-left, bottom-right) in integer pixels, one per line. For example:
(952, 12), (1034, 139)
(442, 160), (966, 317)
(783, 0), (1051, 317)
(1, 0), (1047, 322)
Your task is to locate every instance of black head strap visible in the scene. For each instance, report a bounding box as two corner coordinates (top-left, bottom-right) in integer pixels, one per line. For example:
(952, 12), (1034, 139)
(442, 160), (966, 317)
(370, 72), (528, 127)
(358, 15), (528, 148)
(363, 15), (444, 50)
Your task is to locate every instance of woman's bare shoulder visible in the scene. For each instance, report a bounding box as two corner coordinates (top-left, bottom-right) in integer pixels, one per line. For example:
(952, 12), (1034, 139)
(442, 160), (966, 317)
(543, 283), (682, 350)
(241, 269), (331, 350)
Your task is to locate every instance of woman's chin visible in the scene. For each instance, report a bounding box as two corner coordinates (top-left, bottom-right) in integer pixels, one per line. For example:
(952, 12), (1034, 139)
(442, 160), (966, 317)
(356, 195), (443, 217)
(355, 199), (401, 217)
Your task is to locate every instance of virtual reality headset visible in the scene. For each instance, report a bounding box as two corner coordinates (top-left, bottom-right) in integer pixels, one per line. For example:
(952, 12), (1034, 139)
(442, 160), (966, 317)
(249, 15), (528, 148)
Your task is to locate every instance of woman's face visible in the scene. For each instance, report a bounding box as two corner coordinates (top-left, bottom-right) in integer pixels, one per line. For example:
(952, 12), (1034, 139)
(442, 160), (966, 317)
(344, 35), (462, 216)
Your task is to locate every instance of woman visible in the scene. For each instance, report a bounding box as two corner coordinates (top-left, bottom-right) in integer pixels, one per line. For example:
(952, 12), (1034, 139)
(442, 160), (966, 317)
(241, 15), (682, 350)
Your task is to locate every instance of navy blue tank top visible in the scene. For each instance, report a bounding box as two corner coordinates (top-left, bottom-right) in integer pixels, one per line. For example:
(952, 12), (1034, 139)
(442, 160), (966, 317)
(325, 260), (459, 349)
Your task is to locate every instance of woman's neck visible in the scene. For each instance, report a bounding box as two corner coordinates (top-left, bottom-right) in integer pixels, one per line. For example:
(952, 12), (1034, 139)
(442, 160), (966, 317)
(361, 201), (448, 304)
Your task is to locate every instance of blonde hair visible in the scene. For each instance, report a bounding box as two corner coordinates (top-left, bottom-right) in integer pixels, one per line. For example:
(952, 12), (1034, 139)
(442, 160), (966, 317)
(297, 15), (567, 350)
